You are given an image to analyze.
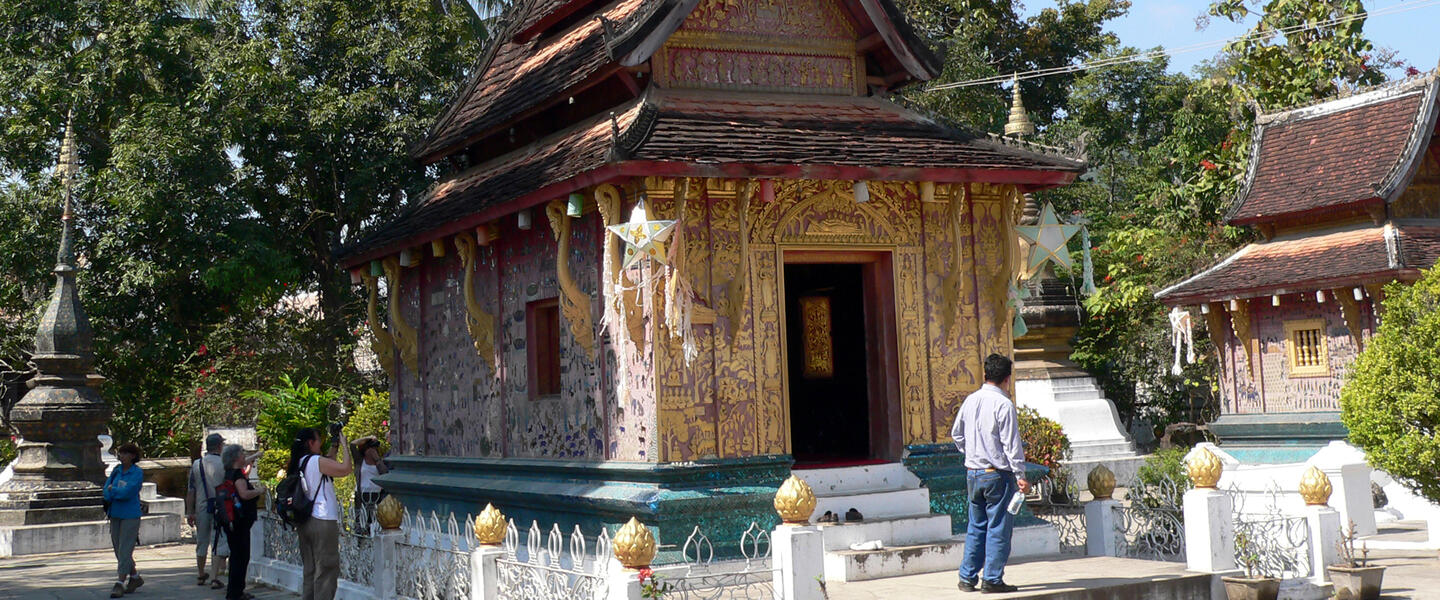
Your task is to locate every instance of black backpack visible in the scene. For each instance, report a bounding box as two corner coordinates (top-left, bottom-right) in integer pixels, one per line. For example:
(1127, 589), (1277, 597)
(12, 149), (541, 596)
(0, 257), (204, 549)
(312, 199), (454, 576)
(275, 456), (325, 529)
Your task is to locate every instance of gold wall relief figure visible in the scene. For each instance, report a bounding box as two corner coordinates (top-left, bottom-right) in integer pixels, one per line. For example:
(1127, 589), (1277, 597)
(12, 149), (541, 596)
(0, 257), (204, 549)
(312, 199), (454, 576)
(453, 233), (499, 374)
(921, 183), (980, 440)
(1229, 298), (1255, 375)
(969, 184), (1015, 362)
(798, 296), (834, 379)
(1333, 288), (1366, 350)
(545, 200), (597, 357)
(381, 256), (420, 374)
(709, 179), (760, 457)
(361, 271), (396, 377)
(895, 246), (933, 445)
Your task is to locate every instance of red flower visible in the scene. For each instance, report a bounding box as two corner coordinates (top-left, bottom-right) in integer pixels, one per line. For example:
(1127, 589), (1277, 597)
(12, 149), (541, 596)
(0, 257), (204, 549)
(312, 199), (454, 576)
(1221, 140), (1232, 151)
(1407, 66), (1422, 77)
(197, 344), (208, 356)
(196, 387), (206, 397)
(1200, 159), (1217, 171)
(1104, 275), (1114, 283)
(638, 567), (653, 583)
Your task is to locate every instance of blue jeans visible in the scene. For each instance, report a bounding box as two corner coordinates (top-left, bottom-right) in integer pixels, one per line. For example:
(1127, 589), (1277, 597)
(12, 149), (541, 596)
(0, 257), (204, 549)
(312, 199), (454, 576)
(959, 469), (1017, 584)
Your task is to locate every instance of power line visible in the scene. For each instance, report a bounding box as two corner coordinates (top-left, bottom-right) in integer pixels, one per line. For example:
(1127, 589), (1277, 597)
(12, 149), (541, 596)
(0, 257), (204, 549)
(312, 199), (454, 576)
(924, 0), (1440, 92)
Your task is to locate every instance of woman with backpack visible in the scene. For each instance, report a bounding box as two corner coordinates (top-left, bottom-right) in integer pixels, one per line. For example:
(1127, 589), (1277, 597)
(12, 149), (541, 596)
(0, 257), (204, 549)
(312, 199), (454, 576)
(286, 426), (353, 600)
(102, 442), (145, 598)
(222, 443), (264, 600)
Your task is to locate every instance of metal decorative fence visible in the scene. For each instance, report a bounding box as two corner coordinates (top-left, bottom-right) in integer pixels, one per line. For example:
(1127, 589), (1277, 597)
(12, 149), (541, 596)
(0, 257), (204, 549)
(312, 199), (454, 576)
(1030, 500), (1087, 555)
(395, 509), (475, 600)
(666, 523), (779, 600)
(495, 521), (609, 600)
(1113, 477), (1186, 562)
(260, 509), (300, 565)
(1229, 485), (1312, 579)
(338, 503), (377, 588)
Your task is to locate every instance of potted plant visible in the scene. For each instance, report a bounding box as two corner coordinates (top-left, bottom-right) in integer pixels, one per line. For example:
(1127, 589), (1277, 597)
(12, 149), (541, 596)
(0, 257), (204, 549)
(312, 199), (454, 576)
(1222, 532), (1280, 600)
(1328, 521), (1385, 600)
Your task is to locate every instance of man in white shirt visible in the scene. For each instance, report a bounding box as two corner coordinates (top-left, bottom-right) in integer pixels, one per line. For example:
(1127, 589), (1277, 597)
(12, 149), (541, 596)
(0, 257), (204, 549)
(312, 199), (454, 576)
(186, 433), (229, 587)
(950, 354), (1030, 593)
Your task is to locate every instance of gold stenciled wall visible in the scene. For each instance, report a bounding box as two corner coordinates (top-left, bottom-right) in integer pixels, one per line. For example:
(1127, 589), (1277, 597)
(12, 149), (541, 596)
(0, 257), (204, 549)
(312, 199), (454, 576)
(634, 177), (1019, 462)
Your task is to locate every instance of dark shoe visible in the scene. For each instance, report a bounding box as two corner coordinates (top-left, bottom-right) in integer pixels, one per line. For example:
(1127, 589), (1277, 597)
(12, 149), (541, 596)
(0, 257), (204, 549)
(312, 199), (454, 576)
(109, 582), (125, 598)
(818, 511), (839, 524)
(197, 574), (209, 586)
(211, 578), (225, 589)
(845, 508), (864, 522)
(125, 575), (144, 593)
(957, 577), (977, 592)
(980, 580), (1019, 593)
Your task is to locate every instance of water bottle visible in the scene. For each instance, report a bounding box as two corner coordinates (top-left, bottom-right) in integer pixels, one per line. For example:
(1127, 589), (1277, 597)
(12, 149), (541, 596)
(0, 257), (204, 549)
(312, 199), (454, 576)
(1006, 490), (1025, 515)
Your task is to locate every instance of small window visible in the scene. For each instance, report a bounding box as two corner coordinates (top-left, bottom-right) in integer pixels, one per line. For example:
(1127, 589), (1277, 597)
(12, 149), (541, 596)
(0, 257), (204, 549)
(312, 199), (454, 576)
(527, 299), (561, 398)
(1284, 319), (1330, 378)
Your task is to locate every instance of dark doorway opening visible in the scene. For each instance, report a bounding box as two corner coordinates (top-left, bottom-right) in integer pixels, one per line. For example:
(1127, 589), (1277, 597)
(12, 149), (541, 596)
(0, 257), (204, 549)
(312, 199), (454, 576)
(785, 262), (872, 466)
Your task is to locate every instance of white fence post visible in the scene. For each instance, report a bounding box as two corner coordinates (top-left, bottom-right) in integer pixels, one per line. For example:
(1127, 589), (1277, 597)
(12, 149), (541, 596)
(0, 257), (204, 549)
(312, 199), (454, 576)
(1085, 499), (1119, 557)
(469, 545), (504, 600)
(605, 558), (642, 600)
(773, 524), (823, 600)
(1183, 487), (1236, 572)
(1309, 442), (1376, 536)
(373, 529), (401, 598)
(1304, 504), (1341, 584)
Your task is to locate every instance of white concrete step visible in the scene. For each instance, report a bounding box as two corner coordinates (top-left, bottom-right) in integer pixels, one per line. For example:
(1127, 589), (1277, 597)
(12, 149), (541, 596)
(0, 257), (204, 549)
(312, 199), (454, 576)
(793, 463), (920, 496)
(821, 523), (1060, 582)
(817, 513), (953, 551)
(813, 487), (932, 522)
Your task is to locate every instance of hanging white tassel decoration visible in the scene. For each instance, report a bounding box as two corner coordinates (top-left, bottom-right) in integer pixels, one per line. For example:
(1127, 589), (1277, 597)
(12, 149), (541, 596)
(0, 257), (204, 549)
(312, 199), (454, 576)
(1169, 306), (1195, 376)
(1009, 283), (1029, 338)
(1080, 225), (1098, 296)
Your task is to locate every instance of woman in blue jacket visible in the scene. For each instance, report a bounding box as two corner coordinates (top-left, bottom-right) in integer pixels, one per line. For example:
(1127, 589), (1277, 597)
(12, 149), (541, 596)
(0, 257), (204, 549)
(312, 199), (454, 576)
(103, 442), (145, 598)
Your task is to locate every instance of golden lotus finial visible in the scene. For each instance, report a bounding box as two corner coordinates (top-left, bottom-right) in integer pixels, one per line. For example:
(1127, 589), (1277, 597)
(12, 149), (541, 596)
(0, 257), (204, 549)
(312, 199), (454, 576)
(1087, 465), (1116, 500)
(1186, 447), (1223, 489)
(375, 495), (404, 531)
(612, 517), (657, 569)
(1004, 79), (1035, 138)
(1299, 466), (1334, 506)
(473, 503), (507, 546)
(774, 475), (818, 524)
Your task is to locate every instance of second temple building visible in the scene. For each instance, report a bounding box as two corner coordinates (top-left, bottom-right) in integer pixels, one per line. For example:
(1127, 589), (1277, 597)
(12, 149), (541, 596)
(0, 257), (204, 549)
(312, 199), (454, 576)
(338, 0), (1084, 571)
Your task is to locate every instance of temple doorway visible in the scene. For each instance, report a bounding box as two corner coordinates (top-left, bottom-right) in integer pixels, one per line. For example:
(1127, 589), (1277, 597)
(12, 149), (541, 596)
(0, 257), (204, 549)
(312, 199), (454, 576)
(783, 252), (900, 466)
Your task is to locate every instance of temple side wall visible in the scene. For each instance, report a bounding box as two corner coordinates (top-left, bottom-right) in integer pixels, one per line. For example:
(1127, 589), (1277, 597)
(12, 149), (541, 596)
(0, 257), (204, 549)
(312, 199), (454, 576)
(1216, 295), (1375, 415)
(388, 206), (656, 462)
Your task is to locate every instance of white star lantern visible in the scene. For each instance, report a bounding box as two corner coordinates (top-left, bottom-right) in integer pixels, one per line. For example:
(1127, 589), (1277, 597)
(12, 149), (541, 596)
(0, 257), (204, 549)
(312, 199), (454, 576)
(607, 200), (676, 270)
(1016, 202), (1083, 274)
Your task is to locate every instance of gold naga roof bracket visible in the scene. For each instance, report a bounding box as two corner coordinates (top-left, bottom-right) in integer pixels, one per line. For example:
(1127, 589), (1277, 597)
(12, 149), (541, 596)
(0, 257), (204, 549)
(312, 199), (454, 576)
(546, 199), (597, 357)
(360, 272), (396, 377)
(1229, 298), (1255, 375)
(381, 256), (420, 374)
(454, 232), (500, 374)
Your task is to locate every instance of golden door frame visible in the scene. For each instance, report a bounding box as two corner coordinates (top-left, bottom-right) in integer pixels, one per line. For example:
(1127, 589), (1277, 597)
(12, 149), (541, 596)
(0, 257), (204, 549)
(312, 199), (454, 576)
(777, 246), (905, 461)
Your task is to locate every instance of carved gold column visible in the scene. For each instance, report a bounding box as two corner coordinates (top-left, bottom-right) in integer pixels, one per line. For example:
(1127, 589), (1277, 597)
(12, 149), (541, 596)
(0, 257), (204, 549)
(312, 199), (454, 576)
(1229, 298), (1254, 374)
(1333, 288), (1365, 350)
(361, 272), (396, 377)
(546, 199), (597, 356)
(381, 257), (419, 374)
(454, 233), (499, 372)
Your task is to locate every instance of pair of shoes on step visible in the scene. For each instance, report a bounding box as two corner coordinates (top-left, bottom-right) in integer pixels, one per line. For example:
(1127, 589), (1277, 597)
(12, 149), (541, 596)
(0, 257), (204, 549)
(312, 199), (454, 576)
(109, 575), (144, 597)
(958, 577), (1018, 593)
(816, 508), (865, 524)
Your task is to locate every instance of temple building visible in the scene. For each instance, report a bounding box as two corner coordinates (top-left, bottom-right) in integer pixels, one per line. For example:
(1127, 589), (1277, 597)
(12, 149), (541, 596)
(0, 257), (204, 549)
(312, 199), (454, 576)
(1156, 71), (1440, 463)
(339, 0), (1082, 576)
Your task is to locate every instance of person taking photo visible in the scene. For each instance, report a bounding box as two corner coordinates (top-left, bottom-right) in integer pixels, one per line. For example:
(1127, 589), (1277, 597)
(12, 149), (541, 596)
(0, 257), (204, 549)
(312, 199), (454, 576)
(287, 425), (353, 600)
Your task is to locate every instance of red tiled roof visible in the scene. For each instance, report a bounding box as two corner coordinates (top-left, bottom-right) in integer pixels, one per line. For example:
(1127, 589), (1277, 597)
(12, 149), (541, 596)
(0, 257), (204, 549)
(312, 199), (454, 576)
(1229, 77), (1438, 225)
(340, 90), (1083, 265)
(1156, 223), (1440, 304)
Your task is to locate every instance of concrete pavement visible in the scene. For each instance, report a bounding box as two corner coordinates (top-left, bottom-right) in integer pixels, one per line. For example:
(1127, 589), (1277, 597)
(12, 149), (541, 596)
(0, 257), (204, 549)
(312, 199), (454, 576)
(0, 543), (296, 600)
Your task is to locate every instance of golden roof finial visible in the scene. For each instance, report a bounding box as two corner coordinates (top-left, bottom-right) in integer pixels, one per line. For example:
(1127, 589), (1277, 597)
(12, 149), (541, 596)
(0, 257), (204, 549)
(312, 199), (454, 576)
(1004, 79), (1035, 138)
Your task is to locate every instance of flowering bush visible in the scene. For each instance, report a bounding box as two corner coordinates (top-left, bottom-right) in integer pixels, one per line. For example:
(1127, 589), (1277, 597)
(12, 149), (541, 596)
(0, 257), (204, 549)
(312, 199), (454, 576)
(1017, 407), (1070, 478)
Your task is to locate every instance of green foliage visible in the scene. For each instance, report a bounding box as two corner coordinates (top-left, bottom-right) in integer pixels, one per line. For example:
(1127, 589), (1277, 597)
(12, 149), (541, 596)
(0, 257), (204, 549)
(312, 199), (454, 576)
(252, 375), (340, 452)
(342, 390), (391, 453)
(896, 0), (1129, 130)
(258, 448), (289, 485)
(0, 435), (15, 469)
(1131, 447), (1192, 508)
(1017, 407), (1071, 476)
(1340, 271), (1440, 505)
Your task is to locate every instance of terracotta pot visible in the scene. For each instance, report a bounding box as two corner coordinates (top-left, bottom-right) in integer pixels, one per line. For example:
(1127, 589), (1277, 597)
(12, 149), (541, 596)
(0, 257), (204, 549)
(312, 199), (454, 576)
(1221, 576), (1279, 600)
(1327, 565), (1385, 600)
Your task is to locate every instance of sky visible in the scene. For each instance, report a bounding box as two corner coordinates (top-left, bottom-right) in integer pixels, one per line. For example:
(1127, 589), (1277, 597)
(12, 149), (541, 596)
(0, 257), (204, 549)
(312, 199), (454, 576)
(1039, 0), (1440, 77)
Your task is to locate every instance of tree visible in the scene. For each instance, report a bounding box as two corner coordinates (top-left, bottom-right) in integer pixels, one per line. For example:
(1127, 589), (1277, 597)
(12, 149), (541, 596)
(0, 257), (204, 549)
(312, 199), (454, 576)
(896, 0), (1130, 131)
(1340, 271), (1440, 504)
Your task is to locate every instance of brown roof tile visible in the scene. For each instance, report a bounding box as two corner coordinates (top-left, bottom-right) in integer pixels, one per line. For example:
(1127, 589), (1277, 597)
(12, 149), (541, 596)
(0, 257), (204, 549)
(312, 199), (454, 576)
(1230, 78), (1437, 225)
(1156, 223), (1440, 304)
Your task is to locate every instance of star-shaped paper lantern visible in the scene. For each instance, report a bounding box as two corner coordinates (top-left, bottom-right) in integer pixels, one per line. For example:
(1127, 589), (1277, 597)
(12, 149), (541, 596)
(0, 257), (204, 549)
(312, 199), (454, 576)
(1016, 202), (1083, 274)
(607, 201), (676, 270)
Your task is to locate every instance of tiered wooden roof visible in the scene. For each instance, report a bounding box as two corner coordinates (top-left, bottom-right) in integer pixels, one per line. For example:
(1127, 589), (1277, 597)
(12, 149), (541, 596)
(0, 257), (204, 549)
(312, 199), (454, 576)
(1158, 71), (1440, 305)
(341, 0), (1085, 266)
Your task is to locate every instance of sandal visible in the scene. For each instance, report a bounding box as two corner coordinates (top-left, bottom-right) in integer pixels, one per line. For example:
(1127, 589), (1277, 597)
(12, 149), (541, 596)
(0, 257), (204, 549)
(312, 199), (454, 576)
(211, 579), (225, 589)
(198, 574), (209, 586)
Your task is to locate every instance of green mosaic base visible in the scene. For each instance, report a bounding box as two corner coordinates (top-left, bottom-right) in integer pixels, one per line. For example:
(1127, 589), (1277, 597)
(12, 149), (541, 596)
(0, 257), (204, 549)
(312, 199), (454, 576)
(376, 455), (790, 563)
(904, 444), (1050, 533)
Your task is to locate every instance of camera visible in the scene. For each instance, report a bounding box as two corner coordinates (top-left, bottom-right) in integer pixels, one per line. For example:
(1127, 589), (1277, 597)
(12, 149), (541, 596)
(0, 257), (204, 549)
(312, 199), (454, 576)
(329, 422), (344, 438)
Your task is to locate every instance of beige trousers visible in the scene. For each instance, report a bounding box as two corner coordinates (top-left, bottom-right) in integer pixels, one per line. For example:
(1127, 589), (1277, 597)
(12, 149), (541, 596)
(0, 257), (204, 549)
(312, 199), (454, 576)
(298, 518), (340, 600)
